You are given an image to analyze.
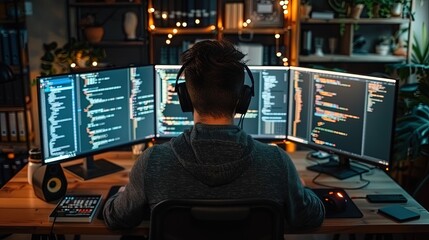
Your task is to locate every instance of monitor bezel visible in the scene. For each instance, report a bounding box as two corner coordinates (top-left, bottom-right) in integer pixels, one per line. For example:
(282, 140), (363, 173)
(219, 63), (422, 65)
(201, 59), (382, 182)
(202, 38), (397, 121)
(37, 65), (156, 166)
(287, 66), (398, 170)
(154, 65), (290, 140)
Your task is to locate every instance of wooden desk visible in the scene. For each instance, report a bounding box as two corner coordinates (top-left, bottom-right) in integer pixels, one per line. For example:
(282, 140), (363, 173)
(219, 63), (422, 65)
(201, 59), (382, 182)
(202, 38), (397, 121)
(0, 151), (429, 236)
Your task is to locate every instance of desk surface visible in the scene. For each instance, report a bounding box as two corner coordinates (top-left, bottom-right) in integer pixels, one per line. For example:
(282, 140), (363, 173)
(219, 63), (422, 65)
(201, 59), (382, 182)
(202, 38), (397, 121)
(1, 151), (429, 235)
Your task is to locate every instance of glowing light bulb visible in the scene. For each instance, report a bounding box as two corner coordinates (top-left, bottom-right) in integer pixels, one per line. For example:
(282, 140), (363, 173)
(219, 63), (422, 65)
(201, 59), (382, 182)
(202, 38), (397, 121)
(150, 25), (156, 30)
(166, 39), (171, 44)
(92, 61), (98, 67)
(70, 63), (76, 68)
(168, 34), (173, 38)
(148, 8), (155, 13)
(275, 34), (280, 39)
(173, 28), (178, 34)
(276, 52), (282, 57)
(162, 12), (167, 19)
(195, 19), (200, 24)
(182, 22), (187, 27)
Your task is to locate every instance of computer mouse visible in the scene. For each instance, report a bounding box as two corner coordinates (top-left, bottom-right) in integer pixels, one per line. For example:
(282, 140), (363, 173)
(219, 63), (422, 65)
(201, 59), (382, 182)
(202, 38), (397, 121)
(322, 191), (348, 212)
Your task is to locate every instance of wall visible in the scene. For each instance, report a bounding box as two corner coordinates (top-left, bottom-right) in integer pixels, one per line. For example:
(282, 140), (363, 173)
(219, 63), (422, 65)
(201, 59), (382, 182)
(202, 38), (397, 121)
(412, 0), (429, 48)
(26, 0), (67, 147)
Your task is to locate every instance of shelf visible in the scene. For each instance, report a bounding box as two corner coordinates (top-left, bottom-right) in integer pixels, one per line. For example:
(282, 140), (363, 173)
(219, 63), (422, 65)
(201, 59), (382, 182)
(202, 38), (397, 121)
(300, 18), (410, 25)
(0, 106), (26, 112)
(91, 40), (146, 47)
(299, 54), (407, 63)
(221, 28), (289, 35)
(69, 1), (142, 7)
(149, 27), (217, 35)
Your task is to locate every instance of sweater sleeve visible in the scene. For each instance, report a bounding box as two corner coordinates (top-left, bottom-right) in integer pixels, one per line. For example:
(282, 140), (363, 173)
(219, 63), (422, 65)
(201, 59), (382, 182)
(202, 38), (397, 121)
(103, 147), (153, 229)
(277, 148), (325, 231)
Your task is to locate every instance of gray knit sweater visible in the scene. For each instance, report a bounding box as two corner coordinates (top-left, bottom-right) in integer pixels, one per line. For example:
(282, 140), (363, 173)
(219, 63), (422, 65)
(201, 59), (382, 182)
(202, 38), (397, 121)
(103, 123), (325, 231)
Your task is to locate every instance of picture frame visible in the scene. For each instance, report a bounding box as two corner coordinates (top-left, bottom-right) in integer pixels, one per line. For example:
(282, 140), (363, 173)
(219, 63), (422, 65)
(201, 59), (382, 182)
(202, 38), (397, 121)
(244, 0), (283, 28)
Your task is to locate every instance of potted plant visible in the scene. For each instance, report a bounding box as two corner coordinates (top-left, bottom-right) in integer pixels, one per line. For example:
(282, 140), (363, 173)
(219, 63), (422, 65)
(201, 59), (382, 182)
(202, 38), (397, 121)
(387, 22), (429, 192)
(40, 38), (107, 76)
(328, 0), (365, 19)
(80, 13), (105, 43)
(375, 35), (392, 55)
(300, 0), (312, 19)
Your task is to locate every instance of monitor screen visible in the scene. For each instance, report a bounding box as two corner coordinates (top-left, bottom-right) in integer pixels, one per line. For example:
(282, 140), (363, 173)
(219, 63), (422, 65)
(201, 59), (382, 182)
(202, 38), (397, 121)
(287, 66), (397, 179)
(154, 65), (288, 139)
(37, 66), (155, 179)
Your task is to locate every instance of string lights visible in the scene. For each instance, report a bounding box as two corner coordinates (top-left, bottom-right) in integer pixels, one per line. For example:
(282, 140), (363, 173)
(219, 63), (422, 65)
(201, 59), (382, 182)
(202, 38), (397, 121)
(148, 0), (289, 65)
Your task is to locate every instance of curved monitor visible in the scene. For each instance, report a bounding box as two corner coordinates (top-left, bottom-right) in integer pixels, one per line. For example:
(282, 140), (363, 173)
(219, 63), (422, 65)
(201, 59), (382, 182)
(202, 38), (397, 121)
(154, 65), (288, 140)
(37, 66), (155, 180)
(287, 67), (398, 179)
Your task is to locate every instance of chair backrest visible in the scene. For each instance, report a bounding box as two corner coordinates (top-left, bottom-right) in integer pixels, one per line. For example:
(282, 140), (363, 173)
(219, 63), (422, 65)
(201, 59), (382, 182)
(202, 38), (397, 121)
(149, 199), (284, 240)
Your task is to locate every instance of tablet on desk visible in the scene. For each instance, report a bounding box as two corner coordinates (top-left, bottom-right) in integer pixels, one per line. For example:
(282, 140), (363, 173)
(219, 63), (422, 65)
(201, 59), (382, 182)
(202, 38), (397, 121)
(378, 205), (420, 222)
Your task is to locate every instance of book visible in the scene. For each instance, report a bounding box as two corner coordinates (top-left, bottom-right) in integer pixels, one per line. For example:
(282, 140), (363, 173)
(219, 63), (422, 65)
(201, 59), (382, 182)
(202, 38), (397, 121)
(311, 11), (335, 20)
(49, 195), (103, 223)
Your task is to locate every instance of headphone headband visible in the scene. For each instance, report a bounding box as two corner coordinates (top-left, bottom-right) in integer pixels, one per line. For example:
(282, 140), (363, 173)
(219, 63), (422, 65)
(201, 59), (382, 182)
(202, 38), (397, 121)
(175, 62), (255, 114)
(174, 62), (255, 94)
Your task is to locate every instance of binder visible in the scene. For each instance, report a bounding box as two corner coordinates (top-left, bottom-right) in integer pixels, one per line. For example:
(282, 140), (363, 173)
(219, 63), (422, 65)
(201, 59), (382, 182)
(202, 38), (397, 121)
(9, 29), (19, 66)
(8, 112), (17, 141)
(0, 29), (11, 65)
(17, 111), (26, 142)
(0, 112), (8, 141)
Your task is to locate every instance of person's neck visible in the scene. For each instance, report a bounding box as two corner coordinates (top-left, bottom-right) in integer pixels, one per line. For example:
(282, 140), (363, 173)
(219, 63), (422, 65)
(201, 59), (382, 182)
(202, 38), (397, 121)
(193, 111), (234, 125)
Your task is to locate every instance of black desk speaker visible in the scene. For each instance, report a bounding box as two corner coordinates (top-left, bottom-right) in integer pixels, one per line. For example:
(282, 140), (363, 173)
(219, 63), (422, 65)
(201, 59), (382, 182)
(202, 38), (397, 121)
(32, 164), (67, 202)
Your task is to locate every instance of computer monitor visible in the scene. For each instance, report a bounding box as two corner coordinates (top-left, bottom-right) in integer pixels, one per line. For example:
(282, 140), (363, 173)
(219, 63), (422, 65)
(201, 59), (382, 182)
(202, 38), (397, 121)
(287, 66), (398, 179)
(37, 66), (155, 180)
(154, 65), (288, 140)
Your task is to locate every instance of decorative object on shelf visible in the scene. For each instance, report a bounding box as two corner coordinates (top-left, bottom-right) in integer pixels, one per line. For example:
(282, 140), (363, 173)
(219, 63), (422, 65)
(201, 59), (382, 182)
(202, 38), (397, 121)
(300, 0), (312, 19)
(390, 1), (403, 17)
(349, 3), (364, 19)
(301, 29), (312, 56)
(123, 11), (138, 40)
(79, 13), (104, 43)
(244, 0), (283, 27)
(353, 35), (367, 54)
(328, 0), (366, 19)
(40, 39), (107, 76)
(328, 37), (338, 54)
(314, 37), (324, 56)
(375, 36), (392, 55)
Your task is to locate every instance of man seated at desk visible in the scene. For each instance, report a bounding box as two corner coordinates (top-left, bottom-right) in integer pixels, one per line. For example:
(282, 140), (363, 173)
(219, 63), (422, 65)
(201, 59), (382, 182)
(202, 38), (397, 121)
(102, 39), (325, 230)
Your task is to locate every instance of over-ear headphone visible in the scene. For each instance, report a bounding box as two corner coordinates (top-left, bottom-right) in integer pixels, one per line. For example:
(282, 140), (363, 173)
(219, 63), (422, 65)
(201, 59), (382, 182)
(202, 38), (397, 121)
(175, 63), (255, 114)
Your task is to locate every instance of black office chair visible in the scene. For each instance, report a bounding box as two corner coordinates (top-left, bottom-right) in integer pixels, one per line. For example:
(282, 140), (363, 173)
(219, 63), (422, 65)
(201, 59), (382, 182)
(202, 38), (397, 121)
(149, 199), (285, 240)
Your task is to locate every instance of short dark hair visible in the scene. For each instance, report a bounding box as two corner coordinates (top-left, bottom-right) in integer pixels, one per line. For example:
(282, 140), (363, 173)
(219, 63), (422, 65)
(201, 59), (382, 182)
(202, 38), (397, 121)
(180, 40), (246, 118)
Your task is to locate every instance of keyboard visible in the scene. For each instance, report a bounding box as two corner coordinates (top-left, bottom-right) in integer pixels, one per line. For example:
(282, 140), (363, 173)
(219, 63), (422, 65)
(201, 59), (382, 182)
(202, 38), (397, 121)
(49, 195), (102, 222)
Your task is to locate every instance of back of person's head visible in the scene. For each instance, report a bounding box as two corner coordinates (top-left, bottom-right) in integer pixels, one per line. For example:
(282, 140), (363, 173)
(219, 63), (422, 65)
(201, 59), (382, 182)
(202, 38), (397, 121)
(180, 40), (246, 118)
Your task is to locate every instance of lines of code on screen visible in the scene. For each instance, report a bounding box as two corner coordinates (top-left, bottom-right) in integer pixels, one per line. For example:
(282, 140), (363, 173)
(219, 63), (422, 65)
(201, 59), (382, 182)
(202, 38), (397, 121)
(288, 67), (396, 166)
(38, 66), (155, 164)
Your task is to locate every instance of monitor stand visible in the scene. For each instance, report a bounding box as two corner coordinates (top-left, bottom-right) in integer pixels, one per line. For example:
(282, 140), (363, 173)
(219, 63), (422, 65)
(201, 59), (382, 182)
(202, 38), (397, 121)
(307, 155), (368, 180)
(64, 156), (124, 180)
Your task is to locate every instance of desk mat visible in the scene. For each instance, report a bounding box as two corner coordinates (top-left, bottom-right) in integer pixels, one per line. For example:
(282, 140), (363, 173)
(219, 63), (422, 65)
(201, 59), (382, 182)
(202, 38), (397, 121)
(311, 188), (363, 218)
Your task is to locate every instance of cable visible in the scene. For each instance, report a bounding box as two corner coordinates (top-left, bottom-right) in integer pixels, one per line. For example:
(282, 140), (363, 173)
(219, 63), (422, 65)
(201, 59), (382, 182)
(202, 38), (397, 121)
(49, 212), (58, 240)
(311, 172), (371, 190)
(238, 113), (246, 129)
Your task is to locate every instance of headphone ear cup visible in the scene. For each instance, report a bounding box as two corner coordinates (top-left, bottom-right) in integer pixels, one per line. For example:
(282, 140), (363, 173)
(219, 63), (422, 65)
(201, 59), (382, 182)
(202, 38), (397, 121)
(176, 82), (193, 112)
(236, 85), (252, 114)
